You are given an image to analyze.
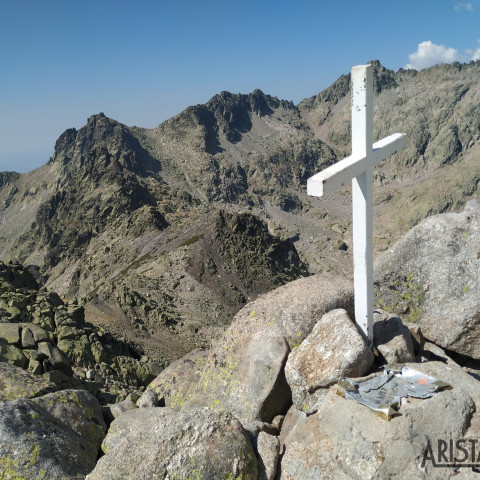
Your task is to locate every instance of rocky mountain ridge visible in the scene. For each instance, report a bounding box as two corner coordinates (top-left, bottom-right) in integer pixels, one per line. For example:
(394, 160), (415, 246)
(0, 60), (479, 363)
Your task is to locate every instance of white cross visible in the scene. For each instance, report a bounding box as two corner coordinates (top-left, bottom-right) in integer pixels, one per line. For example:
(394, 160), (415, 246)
(307, 64), (407, 345)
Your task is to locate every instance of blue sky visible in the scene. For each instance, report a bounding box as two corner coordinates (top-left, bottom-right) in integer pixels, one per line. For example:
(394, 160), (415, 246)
(1, 0), (479, 173)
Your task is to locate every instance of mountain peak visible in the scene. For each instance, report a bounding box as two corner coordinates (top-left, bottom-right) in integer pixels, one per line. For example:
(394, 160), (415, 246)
(300, 61), (398, 111)
(87, 112), (107, 123)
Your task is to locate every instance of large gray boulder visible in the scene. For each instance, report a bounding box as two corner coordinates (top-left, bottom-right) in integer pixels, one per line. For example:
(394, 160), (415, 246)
(284, 309), (373, 413)
(87, 407), (258, 479)
(163, 274), (353, 429)
(279, 357), (480, 479)
(375, 200), (480, 359)
(0, 389), (105, 479)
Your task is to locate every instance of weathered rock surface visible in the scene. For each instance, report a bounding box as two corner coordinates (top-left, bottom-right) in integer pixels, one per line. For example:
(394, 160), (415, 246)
(0, 362), (56, 401)
(138, 347), (207, 408)
(373, 309), (415, 364)
(257, 431), (280, 480)
(87, 407), (258, 479)
(104, 392), (139, 422)
(375, 200), (480, 359)
(0, 389), (105, 479)
(279, 359), (480, 479)
(285, 308), (373, 413)
(0, 323), (20, 344)
(164, 274), (353, 429)
(0, 340), (27, 367)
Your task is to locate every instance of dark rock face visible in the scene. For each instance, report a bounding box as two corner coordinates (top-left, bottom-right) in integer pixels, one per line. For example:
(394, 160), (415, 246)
(0, 262), (38, 290)
(15, 114), (165, 274)
(205, 89), (288, 144)
(186, 211), (309, 316)
(0, 171), (20, 189)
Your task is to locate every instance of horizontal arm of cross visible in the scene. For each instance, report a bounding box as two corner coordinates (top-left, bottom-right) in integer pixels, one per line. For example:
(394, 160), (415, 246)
(307, 133), (407, 197)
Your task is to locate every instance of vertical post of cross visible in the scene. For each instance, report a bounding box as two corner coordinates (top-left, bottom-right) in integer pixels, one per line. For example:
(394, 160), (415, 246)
(351, 65), (374, 345)
(307, 64), (406, 347)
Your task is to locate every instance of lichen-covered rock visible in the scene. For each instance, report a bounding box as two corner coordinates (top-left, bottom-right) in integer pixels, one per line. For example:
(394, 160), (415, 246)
(21, 326), (36, 348)
(375, 200), (480, 359)
(0, 340), (27, 368)
(284, 309), (373, 413)
(106, 394), (138, 420)
(0, 390), (105, 479)
(0, 246), (175, 403)
(57, 335), (95, 368)
(0, 323), (20, 345)
(138, 348), (207, 408)
(87, 407), (258, 479)
(0, 363), (56, 401)
(114, 355), (162, 386)
(37, 341), (72, 375)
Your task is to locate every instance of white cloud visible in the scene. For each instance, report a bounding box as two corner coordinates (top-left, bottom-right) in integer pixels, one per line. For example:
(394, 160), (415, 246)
(454, 2), (474, 11)
(405, 41), (464, 70)
(473, 47), (480, 61)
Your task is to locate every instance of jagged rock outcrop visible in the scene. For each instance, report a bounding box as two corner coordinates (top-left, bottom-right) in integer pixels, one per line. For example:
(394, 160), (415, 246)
(87, 407), (258, 479)
(186, 211), (309, 314)
(375, 200), (480, 358)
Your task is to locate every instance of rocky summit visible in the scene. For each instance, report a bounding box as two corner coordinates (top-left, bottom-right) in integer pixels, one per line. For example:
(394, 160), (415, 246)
(0, 60), (479, 478)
